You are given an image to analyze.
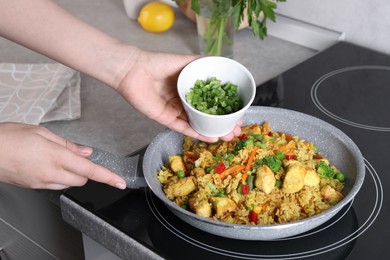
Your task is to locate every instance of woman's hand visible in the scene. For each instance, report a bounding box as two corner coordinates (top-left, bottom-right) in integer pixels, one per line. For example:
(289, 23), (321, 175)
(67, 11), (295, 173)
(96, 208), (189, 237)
(116, 48), (242, 143)
(0, 0), (242, 192)
(0, 0), (242, 143)
(0, 123), (126, 190)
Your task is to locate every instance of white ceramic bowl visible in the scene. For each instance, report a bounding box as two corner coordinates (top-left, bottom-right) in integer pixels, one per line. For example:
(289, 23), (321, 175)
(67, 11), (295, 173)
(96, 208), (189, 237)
(177, 57), (256, 138)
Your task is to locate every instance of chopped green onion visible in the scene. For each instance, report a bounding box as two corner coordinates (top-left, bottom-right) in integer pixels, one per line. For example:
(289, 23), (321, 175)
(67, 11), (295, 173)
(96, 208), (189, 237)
(247, 175), (255, 190)
(275, 180), (282, 189)
(185, 77), (243, 115)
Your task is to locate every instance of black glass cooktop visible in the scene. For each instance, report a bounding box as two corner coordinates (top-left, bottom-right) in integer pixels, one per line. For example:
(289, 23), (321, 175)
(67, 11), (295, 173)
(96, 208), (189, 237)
(64, 42), (389, 259)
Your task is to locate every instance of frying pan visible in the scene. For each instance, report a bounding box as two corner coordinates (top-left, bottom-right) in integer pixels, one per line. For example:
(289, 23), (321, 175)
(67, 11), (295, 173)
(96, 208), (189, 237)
(88, 106), (365, 240)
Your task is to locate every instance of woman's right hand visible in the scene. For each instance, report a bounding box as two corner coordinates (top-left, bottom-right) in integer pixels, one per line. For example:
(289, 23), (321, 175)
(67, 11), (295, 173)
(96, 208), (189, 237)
(0, 122), (126, 190)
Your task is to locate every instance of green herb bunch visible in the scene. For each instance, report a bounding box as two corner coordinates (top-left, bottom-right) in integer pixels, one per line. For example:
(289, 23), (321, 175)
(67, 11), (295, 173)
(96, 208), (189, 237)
(176, 0), (286, 56)
(192, 0), (286, 40)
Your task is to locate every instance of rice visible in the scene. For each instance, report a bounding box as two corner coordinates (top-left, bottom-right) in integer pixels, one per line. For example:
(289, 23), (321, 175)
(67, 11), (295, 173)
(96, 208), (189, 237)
(157, 122), (345, 225)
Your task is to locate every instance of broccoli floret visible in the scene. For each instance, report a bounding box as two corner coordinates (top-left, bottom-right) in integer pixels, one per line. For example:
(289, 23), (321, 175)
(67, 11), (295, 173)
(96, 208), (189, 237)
(257, 152), (285, 172)
(263, 156), (282, 172)
(275, 151), (286, 160)
(235, 139), (254, 154)
(317, 160), (335, 179)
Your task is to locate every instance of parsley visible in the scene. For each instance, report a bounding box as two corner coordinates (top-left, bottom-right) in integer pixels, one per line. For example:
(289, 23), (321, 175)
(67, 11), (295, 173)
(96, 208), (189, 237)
(190, 0), (286, 41)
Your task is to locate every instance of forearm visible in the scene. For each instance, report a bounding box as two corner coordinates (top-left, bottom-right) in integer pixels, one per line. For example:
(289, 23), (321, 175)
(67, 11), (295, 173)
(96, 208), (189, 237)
(0, 0), (136, 88)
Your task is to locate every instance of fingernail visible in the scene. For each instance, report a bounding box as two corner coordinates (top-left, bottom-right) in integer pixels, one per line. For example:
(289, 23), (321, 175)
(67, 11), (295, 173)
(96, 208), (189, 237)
(78, 146), (93, 156)
(115, 182), (126, 190)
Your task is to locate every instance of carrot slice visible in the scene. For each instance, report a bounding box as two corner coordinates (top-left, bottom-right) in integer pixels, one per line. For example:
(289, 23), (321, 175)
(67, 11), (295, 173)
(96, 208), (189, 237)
(245, 147), (258, 172)
(279, 140), (295, 151)
(284, 133), (293, 141)
(263, 121), (270, 132)
(218, 165), (246, 180)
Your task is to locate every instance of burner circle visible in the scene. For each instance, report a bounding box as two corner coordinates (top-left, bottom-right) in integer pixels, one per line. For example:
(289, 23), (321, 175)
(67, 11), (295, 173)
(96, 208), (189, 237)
(311, 66), (390, 131)
(146, 159), (383, 259)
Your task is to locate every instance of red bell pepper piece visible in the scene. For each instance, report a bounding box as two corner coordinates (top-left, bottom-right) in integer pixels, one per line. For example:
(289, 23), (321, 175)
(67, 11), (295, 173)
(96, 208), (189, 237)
(215, 162), (226, 174)
(239, 133), (248, 140)
(241, 184), (249, 194)
(248, 210), (258, 224)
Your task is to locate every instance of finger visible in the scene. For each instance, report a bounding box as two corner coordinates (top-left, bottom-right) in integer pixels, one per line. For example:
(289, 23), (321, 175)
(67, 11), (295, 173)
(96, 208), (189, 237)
(43, 183), (70, 190)
(41, 133), (126, 189)
(43, 176), (86, 190)
(30, 127), (125, 189)
(232, 124), (242, 136)
(177, 109), (189, 122)
(50, 168), (89, 187)
(35, 127), (92, 157)
(169, 117), (246, 143)
(197, 122), (242, 142)
(65, 140), (93, 157)
(62, 155), (126, 190)
(165, 116), (219, 143)
(163, 107), (242, 143)
(220, 132), (235, 142)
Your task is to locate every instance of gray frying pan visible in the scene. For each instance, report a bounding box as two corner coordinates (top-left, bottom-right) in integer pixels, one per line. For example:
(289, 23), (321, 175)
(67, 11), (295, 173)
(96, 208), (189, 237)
(88, 106), (365, 240)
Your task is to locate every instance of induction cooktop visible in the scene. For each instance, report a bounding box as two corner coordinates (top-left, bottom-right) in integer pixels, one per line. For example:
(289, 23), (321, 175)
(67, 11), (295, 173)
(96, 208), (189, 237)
(64, 42), (389, 259)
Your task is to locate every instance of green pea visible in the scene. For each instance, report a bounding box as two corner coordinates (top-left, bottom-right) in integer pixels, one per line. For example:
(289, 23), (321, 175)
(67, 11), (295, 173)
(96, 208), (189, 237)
(335, 172), (345, 182)
(177, 170), (185, 179)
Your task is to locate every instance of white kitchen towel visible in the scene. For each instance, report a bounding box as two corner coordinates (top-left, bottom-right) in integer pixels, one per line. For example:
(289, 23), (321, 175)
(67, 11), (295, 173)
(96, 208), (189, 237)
(0, 63), (81, 124)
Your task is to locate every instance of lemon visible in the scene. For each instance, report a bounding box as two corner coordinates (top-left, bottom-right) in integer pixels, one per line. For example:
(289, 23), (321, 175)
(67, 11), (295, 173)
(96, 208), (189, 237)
(138, 2), (175, 33)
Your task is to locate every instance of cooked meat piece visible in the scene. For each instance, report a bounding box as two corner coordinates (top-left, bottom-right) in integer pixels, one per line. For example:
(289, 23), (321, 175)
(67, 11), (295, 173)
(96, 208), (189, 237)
(283, 159), (300, 168)
(210, 197), (237, 218)
(304, 169), (320, 187)
(255, 165), (276, 194)
(164, 177), (196, 199)
(282, 163), (306, 194)
(188, 197), (212, 218)
(321, 185), (343, 204)
(169, 155), (185, 173)
(193, 167), (206, 177)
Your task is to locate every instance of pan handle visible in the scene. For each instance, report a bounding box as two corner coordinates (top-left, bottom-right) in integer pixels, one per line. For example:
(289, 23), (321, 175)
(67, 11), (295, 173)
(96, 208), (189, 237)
(87, 147), (148, 189)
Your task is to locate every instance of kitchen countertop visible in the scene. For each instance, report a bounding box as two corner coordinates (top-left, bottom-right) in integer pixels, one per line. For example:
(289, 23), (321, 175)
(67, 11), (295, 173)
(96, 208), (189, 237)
(0, 0), (317, 258)
(0, 0), (315, 157)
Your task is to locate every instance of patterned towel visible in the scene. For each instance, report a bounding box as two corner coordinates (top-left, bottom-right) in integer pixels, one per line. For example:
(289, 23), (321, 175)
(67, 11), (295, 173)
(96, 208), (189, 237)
(0, 63), (81, 124)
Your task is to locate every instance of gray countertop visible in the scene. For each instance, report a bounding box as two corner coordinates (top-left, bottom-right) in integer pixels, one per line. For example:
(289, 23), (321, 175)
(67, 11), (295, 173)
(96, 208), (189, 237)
(0, 0), (316, 258)
(1, 0), (315, 156)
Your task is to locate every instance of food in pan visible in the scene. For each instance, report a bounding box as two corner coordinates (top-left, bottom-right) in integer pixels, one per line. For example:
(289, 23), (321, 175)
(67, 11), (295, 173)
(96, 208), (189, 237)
(157, 122), (345, 225)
